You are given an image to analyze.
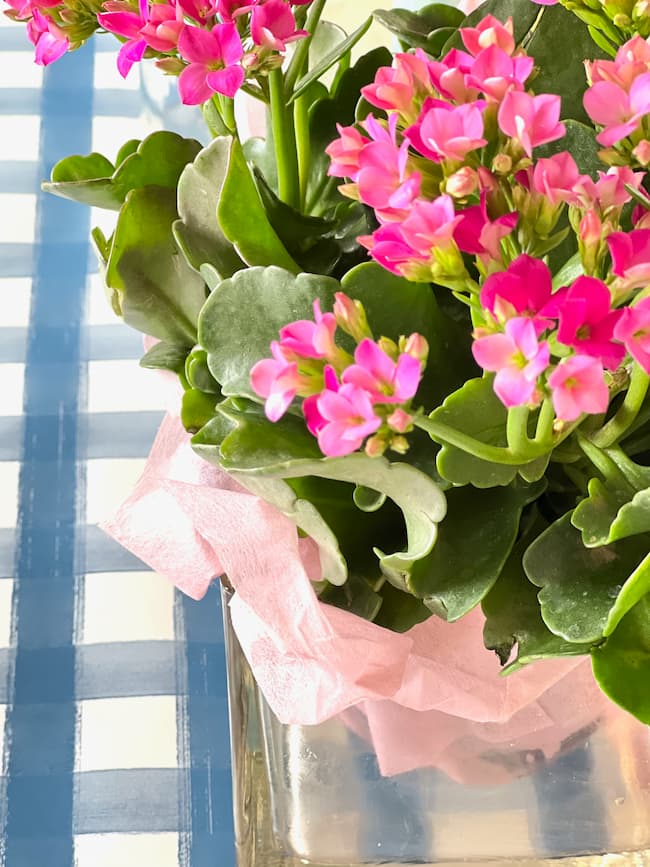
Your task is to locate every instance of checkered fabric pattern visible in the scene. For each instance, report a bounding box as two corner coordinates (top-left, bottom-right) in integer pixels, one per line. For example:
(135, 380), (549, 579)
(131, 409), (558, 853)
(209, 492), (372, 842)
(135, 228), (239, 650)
(0, 21), (235, 867)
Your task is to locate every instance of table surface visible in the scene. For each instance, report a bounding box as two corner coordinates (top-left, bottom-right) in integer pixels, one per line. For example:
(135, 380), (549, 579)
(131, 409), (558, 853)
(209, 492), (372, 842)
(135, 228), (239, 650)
(0, 22), (236, 867)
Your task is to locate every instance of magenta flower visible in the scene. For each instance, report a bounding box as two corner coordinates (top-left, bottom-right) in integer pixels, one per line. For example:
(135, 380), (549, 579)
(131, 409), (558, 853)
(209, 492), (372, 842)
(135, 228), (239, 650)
(584, 73), (650, 146)
(342, 338), (423, 404)
(460, 15), (515, 56)
(548, 355), (609, 421)
(307, 384), (382, 457)
(427, 48), (479, 103)
(250, 0), (307, 51)
(466, 45), (533, 102)
(216, 0), (256, 21)
(406, 99), (487, 163)
(250, 341), (307, 422)
(356, 115), (421, 218)
(278, 300), (337, 360)
(555, 276), (624, 370)
(358, 223), (428, 278)
(608, 229), (650, 292)
(27, 8), (68, 65)
(614, 297), (650, 373)
(497, 91), (565, 157)
(326, 124), (370, 179)
(140, 1), (184, 52)
(480, 254), (555, 330)
(531, 152), (583, 206)
(177, 21), (244, 104)
(454, 195), (518, 265)
(399, 195), (462, 257)
(98, 0), (149, 77)
(472, 317), (550, 408)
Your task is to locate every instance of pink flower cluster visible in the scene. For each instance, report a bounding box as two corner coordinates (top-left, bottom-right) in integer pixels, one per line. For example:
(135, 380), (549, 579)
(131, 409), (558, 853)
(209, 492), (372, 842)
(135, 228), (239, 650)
(250, 294), (428, 457)
(97, 0), (311, 102)
(326, 15), (567, 282)
(583, 35), (650, 162)
(3, 0), (69, 63)
(472, 251), (650, 421)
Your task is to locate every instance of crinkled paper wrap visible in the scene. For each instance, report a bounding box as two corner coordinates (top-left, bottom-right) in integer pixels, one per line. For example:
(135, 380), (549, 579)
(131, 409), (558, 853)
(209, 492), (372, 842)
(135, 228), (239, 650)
(103, 413), (615, 777)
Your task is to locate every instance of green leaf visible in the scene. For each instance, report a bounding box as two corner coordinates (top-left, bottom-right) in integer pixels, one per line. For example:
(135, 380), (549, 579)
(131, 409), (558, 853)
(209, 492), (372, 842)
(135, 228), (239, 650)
(198, 266), (340, 398)
(430, 377), (548, 487)
(552, 251), (583, 290)
(592, 595), (650, 724)
(373, 5), (463, 53)
(291, 16), (373, 102)
(173, 136), (244, 280)
(536, 120), (602, 177)
(572, 459), (650, 547)
(185, 348), (220, 394)
(105, 186), (206, 345)
(483, 526), (592, 672)
(318, 572), (384, 622)
(217, 137), (299, 273)
(523, 513), (650, 643)
(374, 581), (432, 632)
(408, 480), (545, 621)
(181, 388), (218, 434)
(139, 341), (189, 375)
(50, 152), (114, 182)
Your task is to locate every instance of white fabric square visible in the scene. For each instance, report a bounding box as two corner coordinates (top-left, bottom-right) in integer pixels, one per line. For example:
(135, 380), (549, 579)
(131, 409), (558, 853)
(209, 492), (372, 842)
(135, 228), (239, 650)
(85, 458), (146, 525)
(82, 571), (174, 644)
(0, 117), (40, 161)
(86, 273), (118, 326)
(87, 360), (174, 413)
(0, 278), (32, 327)
(0, 193), (36, 244)
(93, 52), (140, 92)
(0, 52), (43, 88)
(77, 695), (178, 771)
(92, 118), (153, 161)
(75, 832), (179, 867)
(0, 463), (19, 529)
(0, 363), (24, 416)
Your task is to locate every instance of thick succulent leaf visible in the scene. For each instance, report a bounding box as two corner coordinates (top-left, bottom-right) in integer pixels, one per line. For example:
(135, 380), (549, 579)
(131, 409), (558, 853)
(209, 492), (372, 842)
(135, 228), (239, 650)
(408, 480), (545, 621)
(198, 266), (340, 398)
(318, 572), (384, 621)
(592, 595), (650, 725)
(105, 186), (206, 345)
(373, 582), (432, 632)
(373, 4), (464, 53)
(536, 121), (602, 178)
(429, 377), (548, 487)
(217, 137), (299, 273)
(523, 513), (650, 643)
(139, 341), (188, 375)
(483, 528), (592, 672)
(173, 136), (244, 280)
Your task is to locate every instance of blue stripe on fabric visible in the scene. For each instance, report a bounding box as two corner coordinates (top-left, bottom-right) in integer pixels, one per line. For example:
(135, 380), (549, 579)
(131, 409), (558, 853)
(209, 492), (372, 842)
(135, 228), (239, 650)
(0, 328), (25, 362)
(75, 641), (178, 699)
(0, 163), (39, 194)
(0, 421), (22, 461)
(81, 410), (164, 458)
(181, 584), (236, 866)
(5, 41), (94, 867)
(0, 244), (33, 278)
(84, 525), (149, 572)
(85, 324), (144, 359)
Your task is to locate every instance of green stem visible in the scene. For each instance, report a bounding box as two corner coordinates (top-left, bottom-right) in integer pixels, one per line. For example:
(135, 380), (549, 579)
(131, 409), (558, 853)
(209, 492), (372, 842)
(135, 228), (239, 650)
(506, 406), (531, 455)
(414, 416), (536, 465)
(284, 0), (328, 95)
(534, 398), (555, 446)
(268, 67), (300, 209)
(591, 366), (650, 448)
(294, 93), (310, 209)
(219, 94), (237, 135)
(577, 435), (636, 492)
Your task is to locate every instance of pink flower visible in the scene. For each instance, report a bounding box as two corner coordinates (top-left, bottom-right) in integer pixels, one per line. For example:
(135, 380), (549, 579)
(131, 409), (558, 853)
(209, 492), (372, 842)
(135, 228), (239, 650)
(356, 115), (421, 218)
(584, 73), (650, 146)
(607, 229), (650, 291)
(358, 223), (428, 278)
(361, 50), (433, 118)
(472, 317), (550, 407)
(98, 0), (148, 77)
(250, 0), (307, 51)
(614, 297), (650, 373)
(177, 21), (244, 104)
(140, 1), (184, 52)
(406, 99), (487, 163)
(555, 276), (624, 369)
(548, 355), (609, 421)
(326, 124), (370, 179)
(250, 342), (305, 422)
(574, 166), (644, 213)
(427, 48), (479, 103)
(497, 91), (565, 157)
(480, 254), (556, 330)
(466, 45), (533, 102)
(460, 15), (515, 56)
(454, 195), (518, 265)
(307, 384), (382, 457)
(531, 152), (583, 206)
(27, 7), (68, 65)
(278, 300), (337, 359)
(399, 195), (462, 256)
(216, 0), (256, 21)
(587, 36), (650, 89)
(342, 338), (423, 403)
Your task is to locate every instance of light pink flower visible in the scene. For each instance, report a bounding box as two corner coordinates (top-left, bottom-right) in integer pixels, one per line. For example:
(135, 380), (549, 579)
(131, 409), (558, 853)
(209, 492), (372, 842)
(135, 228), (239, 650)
(580, 209), (602, 247)
(466, 45), (533, 102)
(548, 355), (609, 421)
(326, 124), (370, 179)
(574, 166), (645, 213)
(461, 15), (515, 56)
(177, 21), (244, 104)
(613, 297), (650, 373)
(531, 152), (583, 207)
(356, 115), (421, 218)
(608, 228), (650, 291)
(586, 36), (650, 90)
(361, 50), (433, 118)
(342, 338), (422, 403)
(308, 384), (382, 457)
(406, 99), (487, 163)
(27, 7), (68, 65)
(584, 73), (650, 146)
(480, 254), (556, 330)
(399, 195), (462, 256)
(250, 0), (307, 51)
(427, 48), (479, 103)
(358, 223), (428, 279)
(555, 276), (624, 369)
(472, 317), (550, 407)
(278, 300), (337, 360)
(251, 342), (306, 422)
(454, 195), (518, 265)
(497, 90), (565, 157)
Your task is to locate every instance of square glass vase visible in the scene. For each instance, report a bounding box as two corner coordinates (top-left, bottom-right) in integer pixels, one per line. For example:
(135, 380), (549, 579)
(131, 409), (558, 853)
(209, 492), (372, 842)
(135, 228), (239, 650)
(221, 587), (650, 866)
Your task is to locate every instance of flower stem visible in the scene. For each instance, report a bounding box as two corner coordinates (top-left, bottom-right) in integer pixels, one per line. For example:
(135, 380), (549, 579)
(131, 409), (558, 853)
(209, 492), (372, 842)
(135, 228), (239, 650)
(294, 92), (310, 209)
(591, 365), (650, 449)
(506, 406), (531, 455)
(534, 398), (555, 446)
(414, 415), (539, 465)
(268, 67), (300, 209)
(284, 0), (328, 95)
(577, 435), (636, 492)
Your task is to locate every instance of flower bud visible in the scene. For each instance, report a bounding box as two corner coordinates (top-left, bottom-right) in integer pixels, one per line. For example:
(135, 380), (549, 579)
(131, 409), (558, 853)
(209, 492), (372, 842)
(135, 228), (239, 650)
(378, 336), (399, 359)
(400, 332), (429, 364)
(491, 153), (512, 175)
(633, 139), (650, 166)
(365, 434), (387, 457)
(445, 166), (478, 199)
(579, 209), (602, 247)
(387, 408), (413, 433)
(333, 292), (372, 342)
(389, 435), (410, 454)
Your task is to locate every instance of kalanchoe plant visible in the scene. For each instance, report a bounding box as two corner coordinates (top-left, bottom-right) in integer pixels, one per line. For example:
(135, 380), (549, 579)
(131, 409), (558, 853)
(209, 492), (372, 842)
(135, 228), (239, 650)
(7, 0), (650, 725)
